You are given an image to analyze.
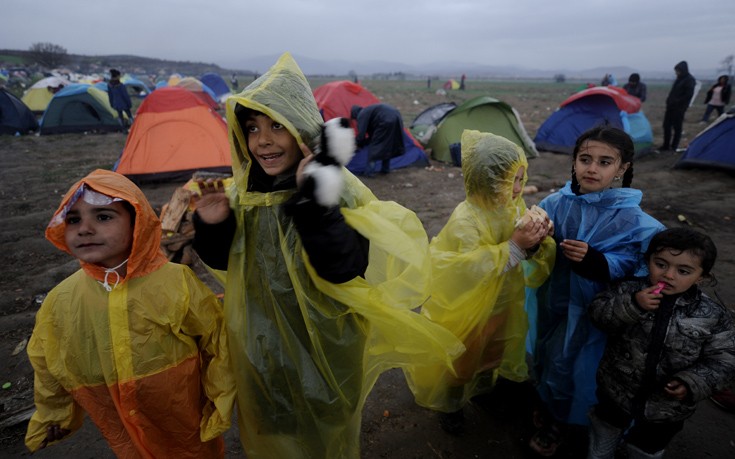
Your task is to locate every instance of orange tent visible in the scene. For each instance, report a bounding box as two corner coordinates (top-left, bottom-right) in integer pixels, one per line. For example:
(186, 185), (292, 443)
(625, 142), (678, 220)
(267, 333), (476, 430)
(114, 87), (231, 182)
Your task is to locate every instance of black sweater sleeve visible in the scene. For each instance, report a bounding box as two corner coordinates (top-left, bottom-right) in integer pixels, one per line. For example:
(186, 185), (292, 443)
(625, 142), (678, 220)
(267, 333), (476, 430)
(284, 194), (369, 284)
(569, 245), (610, 283)
(191, 211), (236, 270)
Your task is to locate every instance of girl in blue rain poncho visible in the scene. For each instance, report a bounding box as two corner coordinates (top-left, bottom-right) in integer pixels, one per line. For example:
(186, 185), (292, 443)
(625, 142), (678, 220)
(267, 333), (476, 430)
(190, 53), (462, 459)
(526, 126), (664, 457)
(403, 131), (555, 433)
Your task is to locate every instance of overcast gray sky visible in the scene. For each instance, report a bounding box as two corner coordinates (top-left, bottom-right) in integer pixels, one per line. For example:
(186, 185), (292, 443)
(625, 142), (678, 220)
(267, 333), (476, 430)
(3, 0), (733, 74)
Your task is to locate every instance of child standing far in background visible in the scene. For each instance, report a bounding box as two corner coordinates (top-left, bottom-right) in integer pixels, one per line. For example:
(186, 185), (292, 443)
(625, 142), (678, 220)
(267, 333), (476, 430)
(526, 126), (665, 456)
(25, 169), (235, 458)
(403, 131), (555, 434)
(191, 52), (461, 459)
(587, 228), (735, 458)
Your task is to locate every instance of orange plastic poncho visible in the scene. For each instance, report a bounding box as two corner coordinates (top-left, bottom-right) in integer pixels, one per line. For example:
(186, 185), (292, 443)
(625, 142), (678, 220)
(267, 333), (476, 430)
(404, 131), (555, 412)
(25, 169), (235, 458)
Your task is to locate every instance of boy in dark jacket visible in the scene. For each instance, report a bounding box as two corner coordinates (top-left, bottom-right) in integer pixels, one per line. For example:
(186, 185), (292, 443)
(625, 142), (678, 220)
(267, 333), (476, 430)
(587, 228), (735, 459)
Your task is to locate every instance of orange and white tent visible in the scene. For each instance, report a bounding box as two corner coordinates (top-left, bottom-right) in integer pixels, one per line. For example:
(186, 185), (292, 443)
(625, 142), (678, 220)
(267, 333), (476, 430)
(114, 87), (231, 182)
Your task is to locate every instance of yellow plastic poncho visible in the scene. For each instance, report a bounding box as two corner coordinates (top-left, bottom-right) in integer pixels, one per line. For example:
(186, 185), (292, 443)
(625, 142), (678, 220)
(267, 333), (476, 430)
(221, 53), (463, 458)
(404, 131), (555, 412)
(26, 169), (235, 458)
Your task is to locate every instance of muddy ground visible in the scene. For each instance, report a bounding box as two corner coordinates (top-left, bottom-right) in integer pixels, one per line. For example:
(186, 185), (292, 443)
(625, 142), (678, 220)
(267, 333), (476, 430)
(1, 82), (734, 458)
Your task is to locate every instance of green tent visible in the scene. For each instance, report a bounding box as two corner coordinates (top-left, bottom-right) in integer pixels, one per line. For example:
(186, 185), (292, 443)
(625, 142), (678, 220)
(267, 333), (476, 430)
(40, 84), (122, 135)
(426, 96), (538, 163)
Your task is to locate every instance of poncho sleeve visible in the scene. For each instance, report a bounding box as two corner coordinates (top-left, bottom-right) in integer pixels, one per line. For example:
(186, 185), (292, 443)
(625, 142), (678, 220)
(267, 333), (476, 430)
(24, 295), (85, 452)
(178, 268), (236, 441)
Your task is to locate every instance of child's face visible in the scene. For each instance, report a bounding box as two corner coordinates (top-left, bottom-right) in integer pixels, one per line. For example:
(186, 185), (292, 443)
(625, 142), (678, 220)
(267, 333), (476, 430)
(64, 199), (133, 269)
(245, 113), (301, 176)
(574, 141), (629, 194)
(648, 248), (704, 295)
(511, 166), (525, 200)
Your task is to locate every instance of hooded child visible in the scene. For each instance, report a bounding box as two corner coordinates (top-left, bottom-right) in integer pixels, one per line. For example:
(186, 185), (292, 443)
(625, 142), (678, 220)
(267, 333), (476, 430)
(403, 130), (555, 432)
(25, 169), (235, 458)
(191, 52), (462, 459)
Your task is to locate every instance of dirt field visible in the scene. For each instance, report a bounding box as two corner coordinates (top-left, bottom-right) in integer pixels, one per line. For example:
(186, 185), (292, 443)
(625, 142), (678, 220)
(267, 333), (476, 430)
(1, 79), (734, 458)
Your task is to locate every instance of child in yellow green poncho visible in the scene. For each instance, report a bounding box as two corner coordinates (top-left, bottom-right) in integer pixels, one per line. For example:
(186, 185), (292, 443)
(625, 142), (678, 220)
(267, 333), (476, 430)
(403, 130), (555, 434)
(191, 52), (462, 459)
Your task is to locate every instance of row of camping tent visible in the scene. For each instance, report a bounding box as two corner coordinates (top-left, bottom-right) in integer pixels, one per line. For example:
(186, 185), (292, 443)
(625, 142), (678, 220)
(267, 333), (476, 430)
(19, 72), (233, 115)
(3, 80), (733, 174)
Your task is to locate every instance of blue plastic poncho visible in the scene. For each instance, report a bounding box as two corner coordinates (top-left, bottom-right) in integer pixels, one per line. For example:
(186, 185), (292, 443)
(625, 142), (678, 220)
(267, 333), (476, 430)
(528, 182), (664, 425)
(220, 53), (462, 458)
(404, 131), (555, 412)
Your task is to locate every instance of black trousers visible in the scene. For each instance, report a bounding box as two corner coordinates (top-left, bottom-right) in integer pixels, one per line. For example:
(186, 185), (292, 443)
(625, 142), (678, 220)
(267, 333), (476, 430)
(662, 108), (686, 149)
(594, 392), (684, 453)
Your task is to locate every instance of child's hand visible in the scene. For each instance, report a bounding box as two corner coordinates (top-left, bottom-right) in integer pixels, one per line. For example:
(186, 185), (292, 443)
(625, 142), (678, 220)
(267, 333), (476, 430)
(664, 379), (688, 400)
(40, 424), (70, 449)
(511, 219), (548, 250)
(559, 239), (588, 262)
(192, 179), (230, 224)
(295, 143), (315, 190)
(634, 285), (663, 311)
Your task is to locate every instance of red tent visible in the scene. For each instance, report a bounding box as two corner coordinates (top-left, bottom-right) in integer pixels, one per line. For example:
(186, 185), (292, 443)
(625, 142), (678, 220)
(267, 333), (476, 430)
(313, 80), (380, 123)
(114, 87), (231, 182)
(561, 86), (641, 114)
(312, 80), (428, 174)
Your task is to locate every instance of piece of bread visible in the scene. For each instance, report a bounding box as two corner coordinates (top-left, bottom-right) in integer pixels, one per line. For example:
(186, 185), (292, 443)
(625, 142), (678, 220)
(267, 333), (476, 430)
(515, 204), (553, 230)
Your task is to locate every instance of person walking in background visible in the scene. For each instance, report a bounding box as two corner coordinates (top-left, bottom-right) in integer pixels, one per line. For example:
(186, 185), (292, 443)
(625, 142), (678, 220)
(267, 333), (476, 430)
(623, 73), (647, 102)
(587, 228), (735, 459)
(350, 103), (406, 176)
(230, 73), (238, 91)
(460, 73), (466, 90)
(660, 61), (696, 152)
(701, 75), (731, 123)
(107, 69), (133, 131)
(526, 126), (664, 457)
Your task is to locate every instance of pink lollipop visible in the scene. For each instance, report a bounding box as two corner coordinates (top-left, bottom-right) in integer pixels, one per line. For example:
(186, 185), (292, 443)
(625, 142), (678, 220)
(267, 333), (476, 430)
(652, 282), (666, 294)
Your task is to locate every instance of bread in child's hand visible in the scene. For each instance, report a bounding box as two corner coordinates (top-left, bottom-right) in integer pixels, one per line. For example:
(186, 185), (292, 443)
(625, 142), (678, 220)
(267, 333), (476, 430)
(515, 204), (553, 230)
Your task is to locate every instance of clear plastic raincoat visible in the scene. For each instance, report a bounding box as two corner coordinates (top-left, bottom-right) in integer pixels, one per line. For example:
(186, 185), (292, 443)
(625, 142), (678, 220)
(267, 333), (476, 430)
(404, 131), (555, 412)
(25, 169), (235, 458)
(528, 181), (664, 425)
(219, 53), (463, 458)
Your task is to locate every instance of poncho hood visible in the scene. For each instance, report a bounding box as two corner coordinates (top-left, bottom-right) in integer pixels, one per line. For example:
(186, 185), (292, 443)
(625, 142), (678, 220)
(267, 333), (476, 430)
(559, 180), (643, 208)
(45, 169), (167, 283)
(461, 130), (528, 212)
(226, 52), (323, 198)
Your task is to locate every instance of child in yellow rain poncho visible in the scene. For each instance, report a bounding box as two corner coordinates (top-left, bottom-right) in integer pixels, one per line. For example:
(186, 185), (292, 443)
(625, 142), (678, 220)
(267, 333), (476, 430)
(190, 52), (462, 459)
(25, 169), (235, 458)
(404, 130), (555, 433)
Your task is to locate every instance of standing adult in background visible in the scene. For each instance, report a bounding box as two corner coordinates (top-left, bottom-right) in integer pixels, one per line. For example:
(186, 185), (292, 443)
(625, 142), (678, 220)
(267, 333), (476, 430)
(350, 104), (405, 176)
(230, 73), (238, 91)
(107, 69), (132, 131)
(701, 75), (731, 123)
(623, 73), (647, 102)
(460, 74), (466, 90)
(660, 61), (696, 152)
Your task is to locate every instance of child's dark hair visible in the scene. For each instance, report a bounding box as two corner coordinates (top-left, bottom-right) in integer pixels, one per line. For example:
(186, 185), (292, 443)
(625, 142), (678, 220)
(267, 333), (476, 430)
(571, 126), (635, 190)
(645, 228), (718, 283)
